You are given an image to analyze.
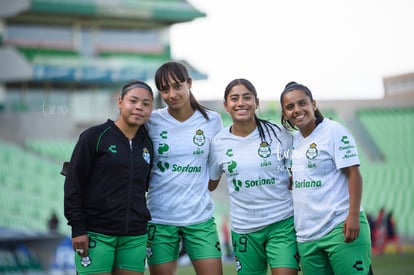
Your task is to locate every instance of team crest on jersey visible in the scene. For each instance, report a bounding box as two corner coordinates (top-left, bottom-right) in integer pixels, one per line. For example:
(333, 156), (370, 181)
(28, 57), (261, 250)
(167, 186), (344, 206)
(306, 143), (318, 159)
(142, 147), (151, 164)
(193, 129), (206, 146)
(257, 142), (271, 158)
(146, 243), (153, 258)
(235, 256), (242, 272)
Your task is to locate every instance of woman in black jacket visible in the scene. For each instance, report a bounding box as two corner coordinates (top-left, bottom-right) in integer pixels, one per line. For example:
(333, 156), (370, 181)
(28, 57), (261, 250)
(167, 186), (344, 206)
(64, 80), (154, 275)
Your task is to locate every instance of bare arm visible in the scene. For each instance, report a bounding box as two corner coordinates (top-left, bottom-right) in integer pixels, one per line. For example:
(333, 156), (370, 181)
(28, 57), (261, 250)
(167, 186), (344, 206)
(208, 178), (221, 191)
(342, 165), (363, 243)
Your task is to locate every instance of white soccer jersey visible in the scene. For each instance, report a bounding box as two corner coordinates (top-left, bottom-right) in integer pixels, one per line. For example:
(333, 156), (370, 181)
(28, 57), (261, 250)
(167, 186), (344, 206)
(146, 108), (223, 225)
(209, 122), (294, 234)
(290, 118), (363, 242)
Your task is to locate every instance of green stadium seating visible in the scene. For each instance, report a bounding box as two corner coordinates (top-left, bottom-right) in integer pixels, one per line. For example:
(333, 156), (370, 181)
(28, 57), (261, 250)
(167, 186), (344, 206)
(357, 108), (414, 237)
(0, 141), (69, 235)
(24, 139), (76, 162)
(358, 108), (414, 163)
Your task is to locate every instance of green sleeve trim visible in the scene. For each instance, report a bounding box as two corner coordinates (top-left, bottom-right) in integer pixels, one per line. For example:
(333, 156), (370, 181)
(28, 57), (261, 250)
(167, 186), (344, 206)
(96, 126), (111, 153)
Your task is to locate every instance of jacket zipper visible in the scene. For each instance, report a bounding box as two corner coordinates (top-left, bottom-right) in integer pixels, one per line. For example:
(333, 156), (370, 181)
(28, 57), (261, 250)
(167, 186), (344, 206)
(126, 139), (133, 233)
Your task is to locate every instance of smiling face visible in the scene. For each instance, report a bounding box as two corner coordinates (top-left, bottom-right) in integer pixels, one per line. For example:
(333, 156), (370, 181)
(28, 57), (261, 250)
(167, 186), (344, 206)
(118, 87), (153, 127)
(224, 84), (258, 124)
(281, 89), (317, 137)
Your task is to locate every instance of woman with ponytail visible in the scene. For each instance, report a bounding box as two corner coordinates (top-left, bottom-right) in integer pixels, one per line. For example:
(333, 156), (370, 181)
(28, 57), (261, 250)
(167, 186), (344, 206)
(280, 81), (372, 274)
(209, 78), (299, 275)
(146, 61), (223, 275)
(64, 80), (154, 275)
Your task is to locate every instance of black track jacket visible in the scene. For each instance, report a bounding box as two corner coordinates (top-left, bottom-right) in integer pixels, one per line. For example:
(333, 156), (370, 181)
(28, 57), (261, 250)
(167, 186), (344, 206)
(64, 119), (153, 238)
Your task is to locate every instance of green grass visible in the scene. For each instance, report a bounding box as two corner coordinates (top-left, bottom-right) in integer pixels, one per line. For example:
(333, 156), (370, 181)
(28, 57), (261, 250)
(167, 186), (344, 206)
(144, 253), (414, 275)
(370, 253), (414, 275)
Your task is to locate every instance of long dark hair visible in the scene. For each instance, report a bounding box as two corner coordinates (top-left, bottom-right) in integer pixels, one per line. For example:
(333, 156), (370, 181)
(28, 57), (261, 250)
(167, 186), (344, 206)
(154, 61), (210, 120)
(224, 78), (282, 145)
(279, 81), (324, 131)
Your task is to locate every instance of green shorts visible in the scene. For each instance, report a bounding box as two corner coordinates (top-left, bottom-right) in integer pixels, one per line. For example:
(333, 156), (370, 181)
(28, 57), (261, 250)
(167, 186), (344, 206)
(146, 218), (222, 265)
(298, 212), (372, 275)
(74, 232), (147, 275)
(231, 216), (299, 275)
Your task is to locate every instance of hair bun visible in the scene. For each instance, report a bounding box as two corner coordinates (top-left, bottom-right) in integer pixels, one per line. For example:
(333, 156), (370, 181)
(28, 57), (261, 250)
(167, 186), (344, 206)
(285, 81), (298, 89)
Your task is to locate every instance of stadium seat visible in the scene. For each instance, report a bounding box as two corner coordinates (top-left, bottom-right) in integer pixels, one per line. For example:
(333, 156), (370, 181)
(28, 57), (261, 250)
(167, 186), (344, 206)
(357, 107), (414, 237)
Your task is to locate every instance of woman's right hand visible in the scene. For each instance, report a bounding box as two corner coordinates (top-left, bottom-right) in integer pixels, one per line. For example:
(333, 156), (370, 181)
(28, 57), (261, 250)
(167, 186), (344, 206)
(72, 234), (89, 256)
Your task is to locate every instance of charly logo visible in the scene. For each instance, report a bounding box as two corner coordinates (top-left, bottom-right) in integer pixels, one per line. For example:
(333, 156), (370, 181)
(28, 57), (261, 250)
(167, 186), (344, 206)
(257, 142), (271, 158)
(306, 143), (318, 160)
(108, 145), (117, 153)
(215, 241), (221, 252)
(193, 129), (206, 146)
(226, 149), (233, 157)
(143, 147), (150, 164)
(341, 135), (349, 144)
(160, 130), (168, 139)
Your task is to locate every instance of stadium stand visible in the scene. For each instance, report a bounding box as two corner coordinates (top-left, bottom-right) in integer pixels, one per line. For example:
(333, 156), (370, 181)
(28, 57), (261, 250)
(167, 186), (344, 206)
(24, 139), (76, 163)
(0, 0), (207, 271)
(357, 107), (414, 238)
(1, 0), (413, 273)
(0, 141), (67, 234)
(358, 108), (414, 163)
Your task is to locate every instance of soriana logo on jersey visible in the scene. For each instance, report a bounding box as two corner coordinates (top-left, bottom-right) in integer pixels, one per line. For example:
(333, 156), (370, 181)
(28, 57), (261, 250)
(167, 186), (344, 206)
(155, 129), (202, 173)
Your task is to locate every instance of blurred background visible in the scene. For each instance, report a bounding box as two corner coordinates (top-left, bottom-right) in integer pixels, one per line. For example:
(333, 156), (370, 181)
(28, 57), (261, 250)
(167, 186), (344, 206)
(0, 0), (413, 273)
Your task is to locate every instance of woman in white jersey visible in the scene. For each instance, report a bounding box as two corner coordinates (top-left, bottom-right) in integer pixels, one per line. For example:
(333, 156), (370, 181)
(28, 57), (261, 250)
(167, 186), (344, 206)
(280, 81), (372, 275)
(146, 61), (223, 275)
(209, 78), (299, 275)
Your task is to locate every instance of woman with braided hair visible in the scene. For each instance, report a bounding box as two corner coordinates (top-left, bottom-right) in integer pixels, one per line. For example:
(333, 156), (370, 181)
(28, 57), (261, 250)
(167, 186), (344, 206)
(209, 78), (299, 275)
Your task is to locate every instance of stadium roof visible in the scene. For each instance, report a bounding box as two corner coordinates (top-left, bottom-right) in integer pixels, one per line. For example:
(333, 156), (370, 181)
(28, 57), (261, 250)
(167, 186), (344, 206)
(1, 0), (206, 26)
(30, 56), (207, 84)
(0, 0), (207, 84)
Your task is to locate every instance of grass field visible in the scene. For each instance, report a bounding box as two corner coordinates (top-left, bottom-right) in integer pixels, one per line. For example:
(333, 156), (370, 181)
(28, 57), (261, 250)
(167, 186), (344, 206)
(144, 252), (414, 275)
